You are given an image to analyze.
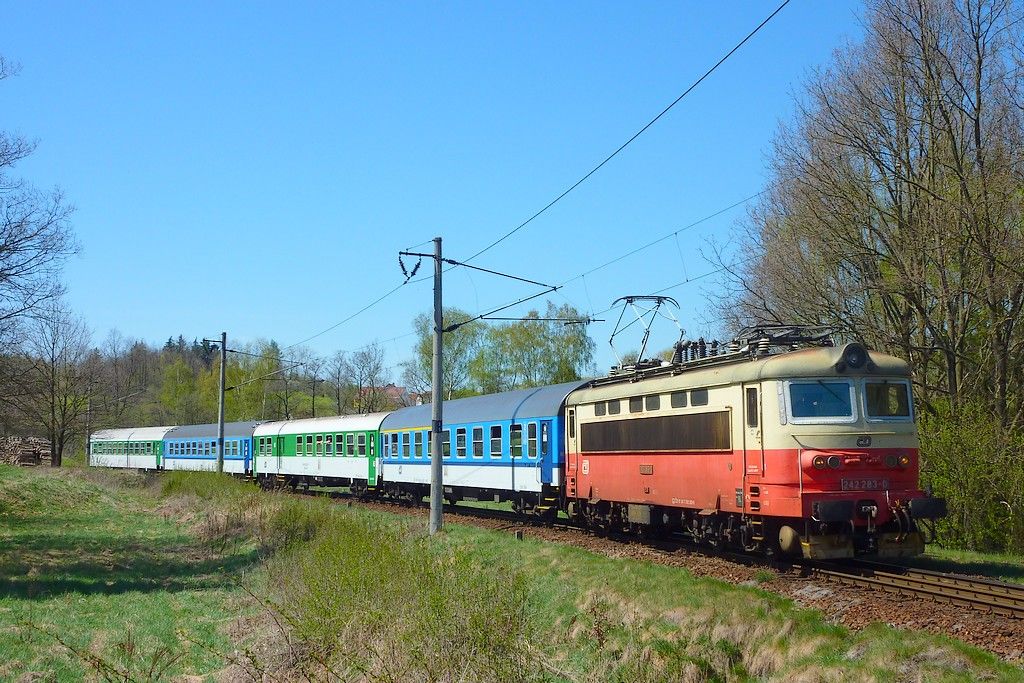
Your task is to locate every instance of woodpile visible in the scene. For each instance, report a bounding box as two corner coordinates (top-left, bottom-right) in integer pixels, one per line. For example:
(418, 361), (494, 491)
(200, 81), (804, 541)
(0, 436), (50, 466)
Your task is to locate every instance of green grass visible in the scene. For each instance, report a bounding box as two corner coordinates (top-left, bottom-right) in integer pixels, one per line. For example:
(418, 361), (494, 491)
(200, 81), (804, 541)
(425, 519), (1024, 682)
(0, 465), (259, 680)
(919, 547), (1024, 585)
(3, 465), (1023, 681)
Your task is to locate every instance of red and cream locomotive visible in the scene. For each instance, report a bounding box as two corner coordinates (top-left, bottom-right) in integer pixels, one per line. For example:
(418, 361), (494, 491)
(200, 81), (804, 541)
(562, 327), (946, 559)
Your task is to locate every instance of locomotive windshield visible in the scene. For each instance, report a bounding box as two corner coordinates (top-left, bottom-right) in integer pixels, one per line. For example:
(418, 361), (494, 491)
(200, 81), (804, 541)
(788, 380), (854, 420)
(865, 380), (912, 419)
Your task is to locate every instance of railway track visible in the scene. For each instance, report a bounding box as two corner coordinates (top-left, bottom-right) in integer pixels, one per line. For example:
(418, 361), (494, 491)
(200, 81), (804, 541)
(302, 486), (1024, 621)
(806, 559), (1024, 620)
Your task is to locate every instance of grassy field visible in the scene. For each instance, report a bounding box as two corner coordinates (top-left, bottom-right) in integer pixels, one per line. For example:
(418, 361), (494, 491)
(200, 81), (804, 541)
(0, 465), (258, 680)
(2, 465), (1023, 681)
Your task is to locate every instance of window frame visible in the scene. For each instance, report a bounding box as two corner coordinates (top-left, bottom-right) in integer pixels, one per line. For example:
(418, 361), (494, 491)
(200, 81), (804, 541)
(455, 427), (467, 458)
(489, 425), (502, 458)
(784, 379), (858, 424)
(472, 426), (484, 458)
(745, 387), (759, 428)
(862, 379), (914, 423)
(510, 424), (523, 458)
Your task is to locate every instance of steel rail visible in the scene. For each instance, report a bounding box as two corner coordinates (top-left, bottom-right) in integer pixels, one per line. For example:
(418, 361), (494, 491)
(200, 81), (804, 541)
(806, 560), (1024, 620)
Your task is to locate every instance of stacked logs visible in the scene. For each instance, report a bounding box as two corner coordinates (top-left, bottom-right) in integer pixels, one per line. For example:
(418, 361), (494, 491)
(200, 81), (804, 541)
(0, 436), (50, 466)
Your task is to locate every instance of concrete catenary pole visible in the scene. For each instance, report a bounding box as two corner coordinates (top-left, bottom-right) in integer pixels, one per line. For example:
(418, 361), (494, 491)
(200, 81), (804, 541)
(429, 236), (444, 535)
(216, 331), (227, 473)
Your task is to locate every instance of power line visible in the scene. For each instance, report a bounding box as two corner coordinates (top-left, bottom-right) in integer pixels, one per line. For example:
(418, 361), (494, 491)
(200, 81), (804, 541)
(459, 1), (791, 265)
(565, 192), (760, 285)
(283, 281), (410, 351)
(277, 0), (788, 353)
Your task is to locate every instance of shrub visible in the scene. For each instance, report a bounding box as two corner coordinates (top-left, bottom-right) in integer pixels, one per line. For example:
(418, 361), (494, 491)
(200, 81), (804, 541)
(264, 508), (539, 682)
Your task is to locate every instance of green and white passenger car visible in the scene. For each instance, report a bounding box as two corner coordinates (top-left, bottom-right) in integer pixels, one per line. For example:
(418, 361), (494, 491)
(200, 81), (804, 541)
(252, 413), (388, 492)
(89, 426), (175, 470)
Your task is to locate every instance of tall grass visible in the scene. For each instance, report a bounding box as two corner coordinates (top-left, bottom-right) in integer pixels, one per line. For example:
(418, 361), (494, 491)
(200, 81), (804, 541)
(262, 499), (539, 682)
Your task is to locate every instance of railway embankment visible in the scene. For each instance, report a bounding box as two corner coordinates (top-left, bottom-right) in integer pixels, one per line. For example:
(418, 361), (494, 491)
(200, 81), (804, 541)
(2, 465), (1022, 681)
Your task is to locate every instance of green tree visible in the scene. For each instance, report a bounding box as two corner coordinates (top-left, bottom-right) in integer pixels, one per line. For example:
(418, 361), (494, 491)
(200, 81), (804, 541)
(402, 308), (486, 400)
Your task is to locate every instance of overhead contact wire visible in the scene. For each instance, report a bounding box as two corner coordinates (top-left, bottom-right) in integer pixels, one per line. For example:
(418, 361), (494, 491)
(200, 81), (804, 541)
(459, 0), (791, 265)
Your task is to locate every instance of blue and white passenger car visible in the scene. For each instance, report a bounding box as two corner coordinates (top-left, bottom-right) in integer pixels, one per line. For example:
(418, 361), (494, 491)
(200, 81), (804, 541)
(163, 421), (261, 474)
(379, 381), (584, 513)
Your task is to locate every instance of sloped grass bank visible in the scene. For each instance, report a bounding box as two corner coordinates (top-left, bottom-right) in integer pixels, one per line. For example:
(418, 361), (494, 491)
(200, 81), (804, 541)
(3, 466), (1022, 681)
(0, 465), (258, 680)
(167, 474), (1023, 682)
(441, 526), (1022, 681)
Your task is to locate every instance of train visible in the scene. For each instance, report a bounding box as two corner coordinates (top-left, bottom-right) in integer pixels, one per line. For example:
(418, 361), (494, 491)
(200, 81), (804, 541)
(89, 326), (947, 559)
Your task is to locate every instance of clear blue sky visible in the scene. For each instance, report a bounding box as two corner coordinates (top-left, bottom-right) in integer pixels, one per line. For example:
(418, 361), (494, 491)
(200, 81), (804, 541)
(4, 1), (863, 375)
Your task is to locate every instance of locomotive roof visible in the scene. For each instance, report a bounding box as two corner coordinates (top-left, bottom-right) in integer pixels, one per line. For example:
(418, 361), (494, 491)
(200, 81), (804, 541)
(381, 380), (587, 430)
(252, 412), (390, 437)
(165, 421), (263, 439)
(570, 345), (910, 402)
(91, 426), (176, 441)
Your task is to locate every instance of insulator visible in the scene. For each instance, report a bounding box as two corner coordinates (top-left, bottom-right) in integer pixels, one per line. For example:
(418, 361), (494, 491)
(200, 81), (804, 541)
(758, 336), (770, 356)
(672, 342), (684, 364)
(710, 340), (720, 356)
(729, 339), (740, 353)
(698, 337), (707, 358)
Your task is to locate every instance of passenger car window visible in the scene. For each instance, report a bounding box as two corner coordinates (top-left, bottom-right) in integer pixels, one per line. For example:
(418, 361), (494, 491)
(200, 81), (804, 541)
(456, 428), (467, 458)
(510, 424), (523, 457)
(472, 427), (483, 458)
(490, 425), (502, 457)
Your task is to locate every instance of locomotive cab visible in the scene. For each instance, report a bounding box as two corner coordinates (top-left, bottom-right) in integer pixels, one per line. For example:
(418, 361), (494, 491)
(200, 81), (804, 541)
(764, 343), (947, 559)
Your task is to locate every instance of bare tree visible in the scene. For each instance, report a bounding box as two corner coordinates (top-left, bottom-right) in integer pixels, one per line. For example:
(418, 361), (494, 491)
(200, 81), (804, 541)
(346, 343), (390, 413)
(326, 350), (356, 415)
(0, 56), (78, 348)
(6, 303), (93, 465)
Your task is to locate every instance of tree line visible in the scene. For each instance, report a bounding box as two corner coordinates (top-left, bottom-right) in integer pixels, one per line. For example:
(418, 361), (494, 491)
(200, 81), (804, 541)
(0, 301), (596, 466)
(721, 0), (1024, 552)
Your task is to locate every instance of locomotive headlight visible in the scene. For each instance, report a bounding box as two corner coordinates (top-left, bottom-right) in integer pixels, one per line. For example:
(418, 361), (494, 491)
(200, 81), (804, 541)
(813, 455), (827, 469)
(898, 454), (911, 467)
(844, 344), (867, 369)
(827, 455), (842, 469)
(884, 454), (898, 468)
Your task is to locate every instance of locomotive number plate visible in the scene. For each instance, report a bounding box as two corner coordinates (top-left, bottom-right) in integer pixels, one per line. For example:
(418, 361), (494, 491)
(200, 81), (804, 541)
(841, 478), (890, 491)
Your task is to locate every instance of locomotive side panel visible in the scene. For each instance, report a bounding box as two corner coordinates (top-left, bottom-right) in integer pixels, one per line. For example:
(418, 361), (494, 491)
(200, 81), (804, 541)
(567, 383), (747, 514)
